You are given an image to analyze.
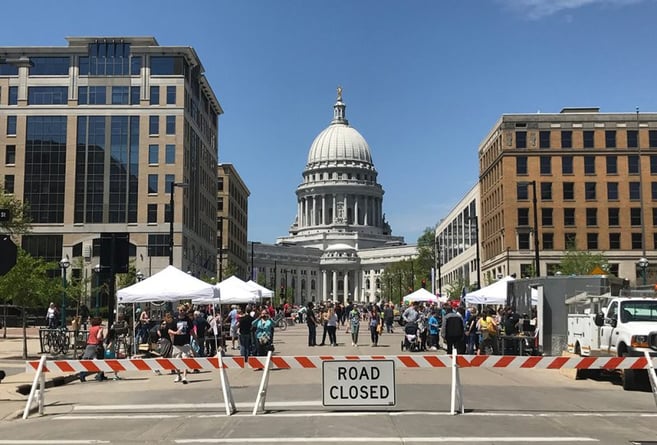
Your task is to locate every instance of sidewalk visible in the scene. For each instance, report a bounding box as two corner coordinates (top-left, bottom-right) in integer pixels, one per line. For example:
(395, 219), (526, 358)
(0, 323), (420, 421)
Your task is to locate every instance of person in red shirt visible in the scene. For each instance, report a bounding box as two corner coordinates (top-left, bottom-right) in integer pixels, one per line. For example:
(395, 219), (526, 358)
(79, 317), (105, 382)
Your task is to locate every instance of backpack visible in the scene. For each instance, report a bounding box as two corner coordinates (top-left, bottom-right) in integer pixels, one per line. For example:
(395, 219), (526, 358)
(445, 315), (464, 337)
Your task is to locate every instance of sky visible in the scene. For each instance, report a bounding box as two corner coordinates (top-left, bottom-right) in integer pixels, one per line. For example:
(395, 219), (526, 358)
(2, 0), (657, 245)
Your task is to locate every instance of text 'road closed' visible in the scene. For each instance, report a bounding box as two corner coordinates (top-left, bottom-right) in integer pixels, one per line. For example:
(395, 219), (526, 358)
(322, 360), (395, 407)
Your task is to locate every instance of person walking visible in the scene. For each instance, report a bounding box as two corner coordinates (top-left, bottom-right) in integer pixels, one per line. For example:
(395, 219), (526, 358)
(348, 305), (360, 346)
(252, 310), (274, 356)
(383, 303), (394, 333)
(79, 317), (105, 382)
(441, 307), (465, 355)
(167, 305), (196, 384)
(238, 306), (254, 362)
(326, 303), (338, 346)
(369, 307), (381, 347)
(306, 302), (317, 347)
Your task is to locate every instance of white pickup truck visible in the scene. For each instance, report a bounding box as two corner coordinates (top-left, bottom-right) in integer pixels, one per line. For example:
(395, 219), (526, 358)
(567, 295), (657, 390)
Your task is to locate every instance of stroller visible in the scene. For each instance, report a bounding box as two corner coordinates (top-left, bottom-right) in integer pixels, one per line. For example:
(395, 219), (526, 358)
(401, 322), (421, 352)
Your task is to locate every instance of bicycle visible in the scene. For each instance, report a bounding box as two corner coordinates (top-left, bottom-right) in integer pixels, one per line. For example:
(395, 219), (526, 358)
(44, 328), (69, 355)
(272, 313), (288, 331)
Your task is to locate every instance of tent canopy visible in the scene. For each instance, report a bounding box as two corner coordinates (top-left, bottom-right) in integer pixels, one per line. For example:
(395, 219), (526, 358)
(464, 276), (514, 305)
(193, 275), (260, 305)
(402, 288), (445, 304)
(245, 280), (274, 299)
(117, 265), (218, 303)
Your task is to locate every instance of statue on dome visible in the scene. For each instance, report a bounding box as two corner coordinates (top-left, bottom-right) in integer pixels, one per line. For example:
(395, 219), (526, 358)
(337, 85), (343, 101)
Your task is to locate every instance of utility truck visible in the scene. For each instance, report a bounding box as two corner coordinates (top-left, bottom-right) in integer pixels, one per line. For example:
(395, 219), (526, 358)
(567, 290), (657, 390)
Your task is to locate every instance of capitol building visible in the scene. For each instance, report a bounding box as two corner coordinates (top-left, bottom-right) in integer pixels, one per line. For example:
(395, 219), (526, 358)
(252, 89), (416, 304)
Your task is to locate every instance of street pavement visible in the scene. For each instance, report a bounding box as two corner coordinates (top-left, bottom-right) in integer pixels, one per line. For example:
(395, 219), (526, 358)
(1, 323), (657, 444)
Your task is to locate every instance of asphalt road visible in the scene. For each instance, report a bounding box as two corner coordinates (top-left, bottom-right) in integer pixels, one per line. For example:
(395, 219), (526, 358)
(1, 325), (656, 444)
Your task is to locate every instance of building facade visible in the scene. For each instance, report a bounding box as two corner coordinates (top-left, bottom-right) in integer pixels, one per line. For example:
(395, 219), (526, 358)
(253, 89), (416, 305)
(217, 163), (249, 281)
(473, 107), (655, 286)
(0, 37), (221, 309)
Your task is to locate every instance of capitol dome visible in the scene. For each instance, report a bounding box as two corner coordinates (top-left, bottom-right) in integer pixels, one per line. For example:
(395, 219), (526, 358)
(306, 88), (373, 166)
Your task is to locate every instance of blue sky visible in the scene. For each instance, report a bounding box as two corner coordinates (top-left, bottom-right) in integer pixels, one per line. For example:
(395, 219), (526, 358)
(2, 0), (657, 245)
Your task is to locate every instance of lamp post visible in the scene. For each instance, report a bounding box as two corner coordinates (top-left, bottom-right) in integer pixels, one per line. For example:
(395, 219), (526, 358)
(250, 241), (261, 281)
(468, 216), (481, 290)
(136, 270), (144, 282)
(520, 180), (541, 277)
(217, 216), (224, 281)
(637, 257), (649, 285)
(169, 181), (189, 266)
(59, 257), (70, 327)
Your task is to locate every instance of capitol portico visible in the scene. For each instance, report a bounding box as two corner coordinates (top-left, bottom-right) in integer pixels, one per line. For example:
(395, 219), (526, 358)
(252, 89), (416, 305)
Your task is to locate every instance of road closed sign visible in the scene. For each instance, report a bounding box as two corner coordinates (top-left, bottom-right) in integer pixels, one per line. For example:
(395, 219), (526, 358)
(322, 360), (395, 407)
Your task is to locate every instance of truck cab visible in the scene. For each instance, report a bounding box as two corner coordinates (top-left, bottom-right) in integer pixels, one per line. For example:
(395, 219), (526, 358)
(595, 297), (657, 357)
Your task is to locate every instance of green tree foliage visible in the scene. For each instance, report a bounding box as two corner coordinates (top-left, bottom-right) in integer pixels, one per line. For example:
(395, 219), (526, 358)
(443, 276), (469, 300)
(416, 227), (436, 284)
(558, 248), (609, 276)
(0, 249), (60, 358)
(380, 258), (421, 305)
(0, 186), (31, 237)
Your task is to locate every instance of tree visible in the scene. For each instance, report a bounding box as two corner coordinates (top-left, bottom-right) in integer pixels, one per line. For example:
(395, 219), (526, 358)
(0, 249), (60, 358)
(0, 186), (31, 237)
(558, 249), (609, 276)
(416, 227), (436, 281)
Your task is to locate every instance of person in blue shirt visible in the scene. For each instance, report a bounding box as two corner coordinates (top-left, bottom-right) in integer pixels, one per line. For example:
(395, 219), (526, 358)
(427, 311), (439, 351)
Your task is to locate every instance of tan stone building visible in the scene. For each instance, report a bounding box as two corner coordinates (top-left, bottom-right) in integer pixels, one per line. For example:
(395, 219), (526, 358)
(479, 107), (656, 285)
(217, 163), (249, 281)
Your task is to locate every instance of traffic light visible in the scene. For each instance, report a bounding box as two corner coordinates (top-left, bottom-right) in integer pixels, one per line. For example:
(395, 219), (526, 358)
(421, 278), (427, 289)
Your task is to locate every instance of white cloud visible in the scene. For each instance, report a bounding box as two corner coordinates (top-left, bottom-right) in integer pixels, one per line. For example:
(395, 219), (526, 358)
(499, 0), (645, 20)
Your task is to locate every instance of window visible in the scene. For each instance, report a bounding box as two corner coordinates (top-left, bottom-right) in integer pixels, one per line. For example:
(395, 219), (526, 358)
(150, 86), (160, 105)
(629, 182), (641, 200)
(631, 208), (642, 226)
(148, 234), (170, 257)
(149, 116), (159, 135)
(539, 131), (550, 148)
(79, 42), (131, 76)
(5, 145), (16, 165)
(148, 174), (158, 193)
(585, 182), (596, 200)
(562, 156), (573, 174)
(564, 208), (575, 226)
(148, 144), (158, 164)
(653, 208), (657, 226)
(28, 87), (67, 105)
(517, 208), (529, 226)
(130, 86), (140, 105)
(165, 174), (174, 193)
(516, 183), (529, 200)
(627, 130), (638, 148)
(563, 182), (574, 200)
(608, 208), (620, 226)
(540, 156), (551, 174)
(606, 156), (618, 174)
(652, 182), (657, 200)
(565, 233), (576, 249)
(605, 130), (616, 148)
(587, 233), (598, 250)
(609, 233), (621, 250)
(542, 233), (554, 250)
(165, 203), (171, 223)
(166, 115), (175, 134)
(0, 64), (18, 76)
(6, 116), (16, 135)
(650, 130), (657, 148)
(584, 155), (595, 174)
(586, 208), (597, 226)
(607, 182), (619, 200)
(29, 57), (69, 75)
(628, 155), (639, 174)
(217, 197), (224, 211)
(8, 86), (17, 105)
(150, 56), (185, 75)
(4, 174), (14, 194)
(632, 233), (643, 250)
(583, 130), (594, 148)
(541, 207), (553, 226)
(131, 56), (142, 75)
(516, 131), (527, 149)
(651, 155), (657, 174)
(561, 130), (572, 148)
(147, 204), (157, 224)
(218, 177), (224, 191)
(165, 144), (175, 164)
(111, 86), (129, 104)
(518, 233), (530, 250)
(540, 182), (552, 200)
(166, 86), (176, 105)
(516, 156), (527, 175)
(78, 86), (106, 105)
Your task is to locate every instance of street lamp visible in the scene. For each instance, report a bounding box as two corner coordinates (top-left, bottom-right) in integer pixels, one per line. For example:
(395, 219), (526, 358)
(59, 257), (70, 327)
(468, 216), (481, 290)
(250, 241), (261, 281)
(520, 180), (541, 277)
(217, 216), (224, 281)
(136, 270), (144, 282)
(169, 182), (189, 266)
(637, 257), (649, 285)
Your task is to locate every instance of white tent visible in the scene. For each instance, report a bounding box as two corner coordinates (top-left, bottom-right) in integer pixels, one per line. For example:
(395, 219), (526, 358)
(194, 275), (260, 305)
(245, 280), (274, 299)
(464, 276), (514, 305)
(402, 288), (445, 304)
(117, 265), (219, 303)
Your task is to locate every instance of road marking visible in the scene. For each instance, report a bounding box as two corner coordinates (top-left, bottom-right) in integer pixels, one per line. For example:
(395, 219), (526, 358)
(174, 438), (598, 443)
(0, 441), (110, 444)
(72, 401), (321, 411)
